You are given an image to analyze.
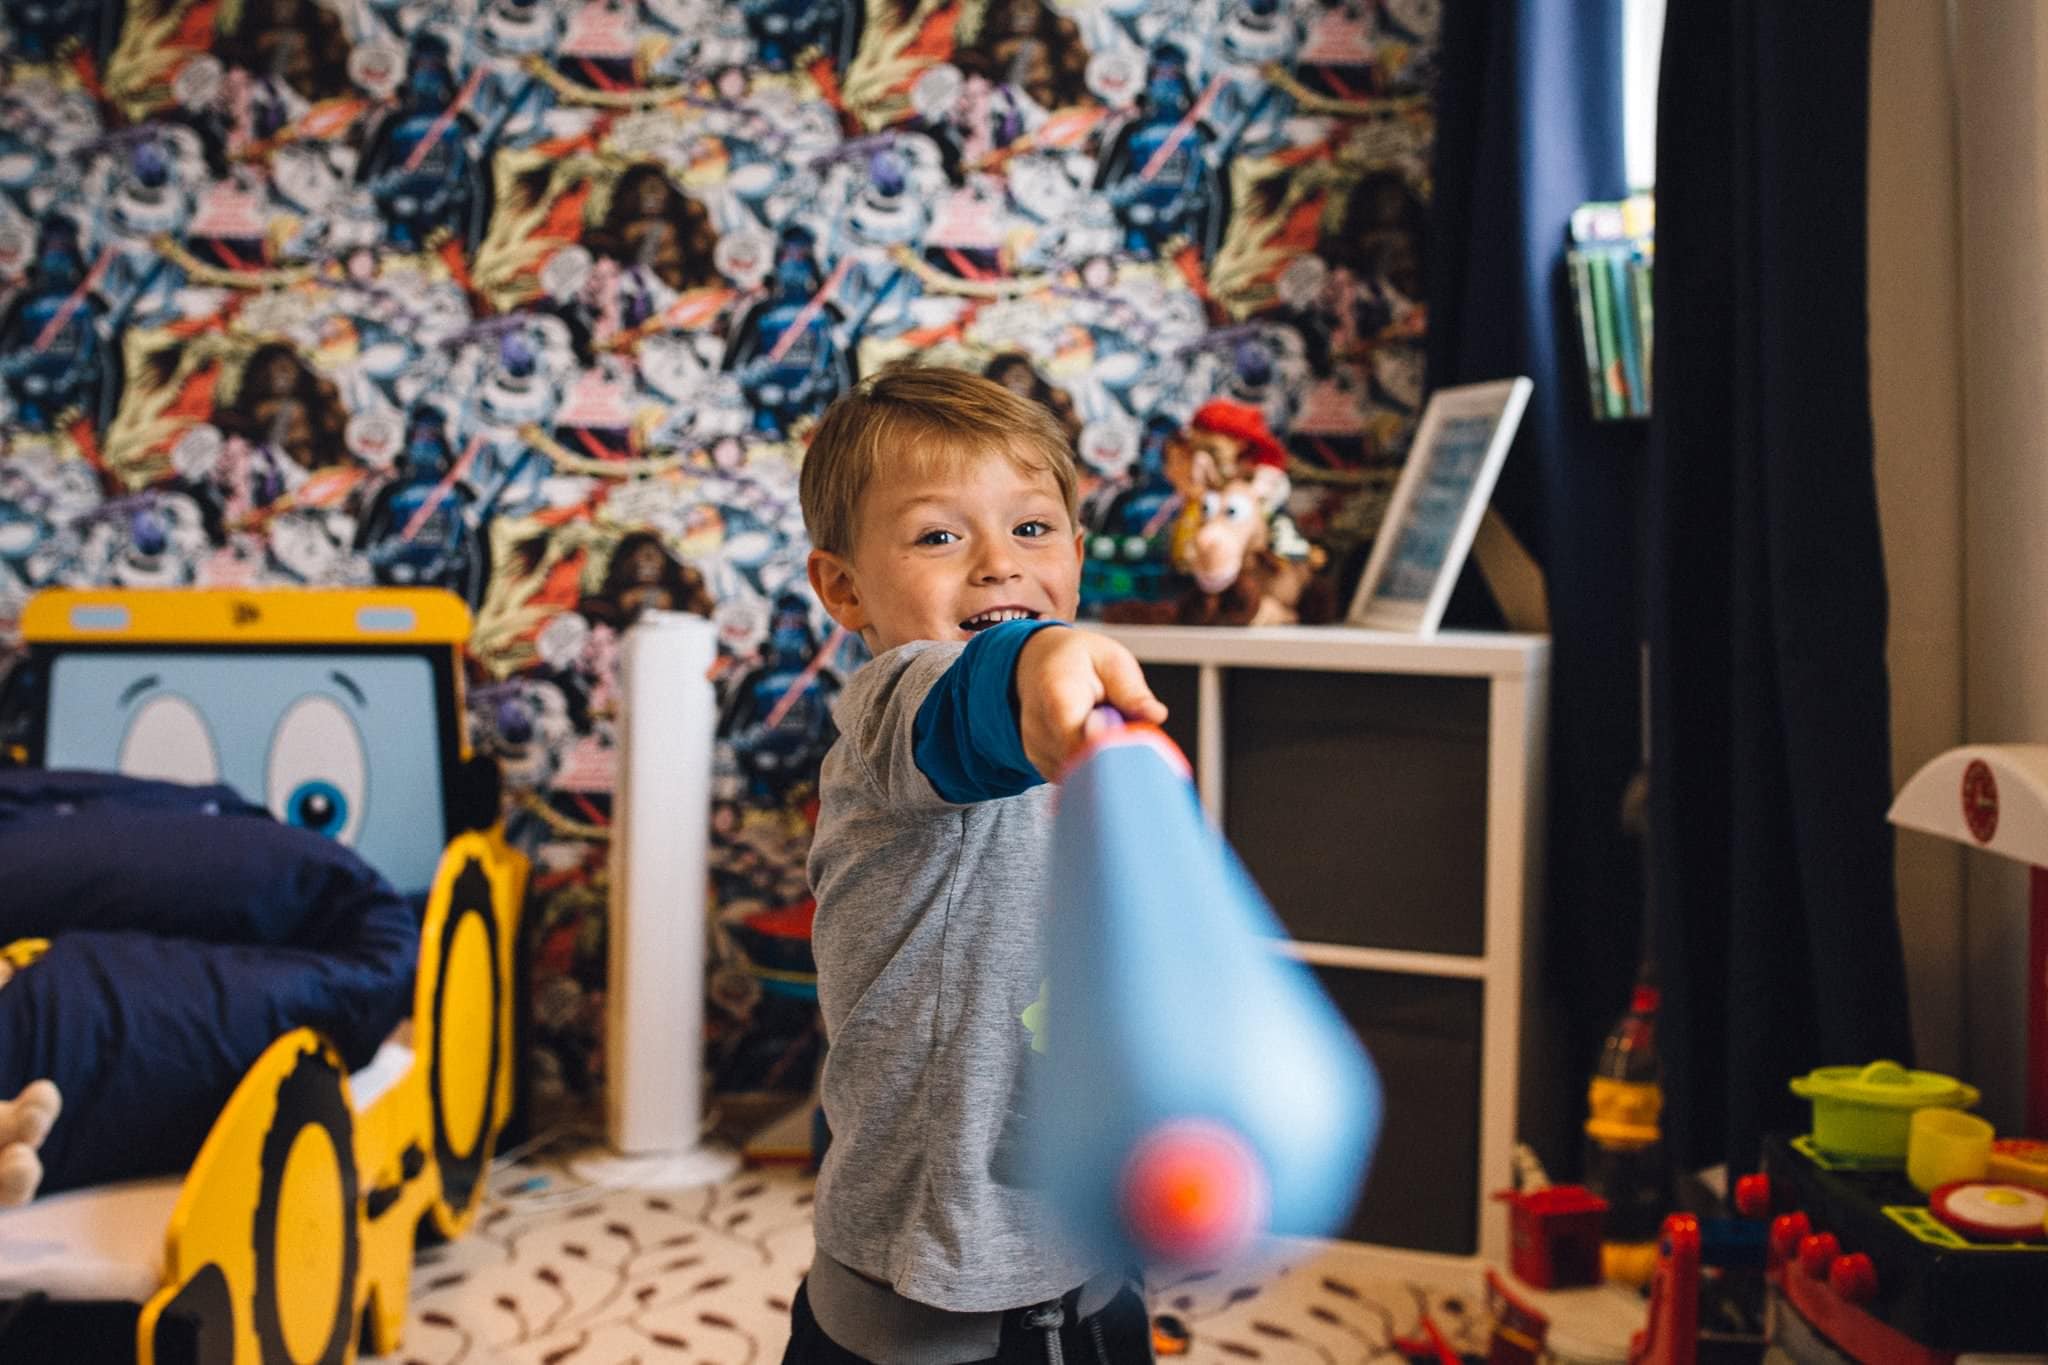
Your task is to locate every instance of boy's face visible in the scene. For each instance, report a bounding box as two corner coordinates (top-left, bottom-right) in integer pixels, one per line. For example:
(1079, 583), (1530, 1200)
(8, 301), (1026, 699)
(809, 451), (1083, 655)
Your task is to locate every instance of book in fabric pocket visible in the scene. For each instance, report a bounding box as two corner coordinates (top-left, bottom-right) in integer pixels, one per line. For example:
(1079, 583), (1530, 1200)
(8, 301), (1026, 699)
(1585, 247), (1625, 419)
(1629, 254), (1654, 410)
(1604, 248), (1644, 417)
(1566, 251), (1606, 421)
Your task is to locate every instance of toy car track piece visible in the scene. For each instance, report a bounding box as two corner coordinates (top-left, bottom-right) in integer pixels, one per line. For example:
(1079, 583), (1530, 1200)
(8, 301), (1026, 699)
(1927, 1181), (2048, 1242)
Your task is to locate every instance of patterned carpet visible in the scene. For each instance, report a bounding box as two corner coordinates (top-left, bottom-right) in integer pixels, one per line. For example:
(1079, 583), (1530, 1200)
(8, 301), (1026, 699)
(366, 1150), (1494, 1365)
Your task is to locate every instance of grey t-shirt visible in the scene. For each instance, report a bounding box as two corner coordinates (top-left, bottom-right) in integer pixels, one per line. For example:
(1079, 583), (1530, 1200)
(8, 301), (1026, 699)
(807, 639), (1092, 1313)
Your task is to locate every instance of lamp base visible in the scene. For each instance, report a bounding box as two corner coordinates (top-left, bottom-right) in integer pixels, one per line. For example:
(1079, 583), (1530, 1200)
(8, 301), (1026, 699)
(567, 1145), (742, 1190)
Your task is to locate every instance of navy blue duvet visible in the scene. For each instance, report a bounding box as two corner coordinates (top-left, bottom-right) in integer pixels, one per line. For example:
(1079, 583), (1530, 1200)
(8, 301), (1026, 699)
(0, 770), (419, 1195)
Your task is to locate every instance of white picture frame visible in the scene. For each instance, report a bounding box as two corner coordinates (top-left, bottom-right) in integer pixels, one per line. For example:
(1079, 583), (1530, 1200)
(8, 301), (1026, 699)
(1346, 377), (1534, 634)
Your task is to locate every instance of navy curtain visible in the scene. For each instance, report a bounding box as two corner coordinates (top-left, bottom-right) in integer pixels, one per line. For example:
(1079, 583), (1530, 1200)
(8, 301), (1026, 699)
(1646, 2), (1911, 1171)
(1427, 1), (1641, 1174)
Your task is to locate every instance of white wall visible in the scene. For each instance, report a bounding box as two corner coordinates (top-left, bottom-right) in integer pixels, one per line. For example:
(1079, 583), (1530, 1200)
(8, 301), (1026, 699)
(1873, 0), (2048, 1132)
(1950, 0), (2048, 1132)
(1868, 1), (1967, 1080)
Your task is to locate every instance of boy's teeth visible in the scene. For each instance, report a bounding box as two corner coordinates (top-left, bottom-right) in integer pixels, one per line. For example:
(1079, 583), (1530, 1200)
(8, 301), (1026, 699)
(965, 609), (1034, 628)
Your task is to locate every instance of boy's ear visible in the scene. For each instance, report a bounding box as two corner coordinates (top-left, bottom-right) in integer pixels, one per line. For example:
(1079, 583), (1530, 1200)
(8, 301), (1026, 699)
(808, 549), (868, 634)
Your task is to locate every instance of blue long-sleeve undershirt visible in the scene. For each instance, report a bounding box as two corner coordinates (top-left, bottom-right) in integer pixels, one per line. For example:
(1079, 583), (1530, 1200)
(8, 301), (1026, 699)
(912, 618), (1066, 804)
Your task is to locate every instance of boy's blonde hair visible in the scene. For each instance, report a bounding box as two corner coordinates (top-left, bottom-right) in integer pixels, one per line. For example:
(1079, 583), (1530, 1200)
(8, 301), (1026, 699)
(800, 364), (1079, 556)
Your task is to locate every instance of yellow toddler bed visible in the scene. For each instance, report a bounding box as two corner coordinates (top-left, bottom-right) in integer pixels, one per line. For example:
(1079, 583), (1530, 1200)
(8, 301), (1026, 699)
(0, 588), (527, 1365)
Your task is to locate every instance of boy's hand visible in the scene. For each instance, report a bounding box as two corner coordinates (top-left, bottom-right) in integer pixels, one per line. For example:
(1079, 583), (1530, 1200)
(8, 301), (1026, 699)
(1015, 627), (1168, 780)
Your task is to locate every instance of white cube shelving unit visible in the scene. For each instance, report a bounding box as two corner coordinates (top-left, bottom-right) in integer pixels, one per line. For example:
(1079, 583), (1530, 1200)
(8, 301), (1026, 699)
(1098, 624), (1551, 1268)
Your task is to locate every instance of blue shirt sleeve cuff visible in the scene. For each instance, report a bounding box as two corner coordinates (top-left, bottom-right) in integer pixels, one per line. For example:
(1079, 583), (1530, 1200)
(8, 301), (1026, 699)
(913, 619), (1067, 804)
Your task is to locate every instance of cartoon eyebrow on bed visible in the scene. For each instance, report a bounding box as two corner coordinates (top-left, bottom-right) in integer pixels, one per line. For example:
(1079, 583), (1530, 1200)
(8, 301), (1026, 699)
(119, 672), (369, 709)
(329, 671), (367, 708)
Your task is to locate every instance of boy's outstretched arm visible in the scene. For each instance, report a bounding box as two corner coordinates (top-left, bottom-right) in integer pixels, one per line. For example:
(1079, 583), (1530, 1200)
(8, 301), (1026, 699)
(911, 622), (1166, 803)
(1014, 626), (1167, 781)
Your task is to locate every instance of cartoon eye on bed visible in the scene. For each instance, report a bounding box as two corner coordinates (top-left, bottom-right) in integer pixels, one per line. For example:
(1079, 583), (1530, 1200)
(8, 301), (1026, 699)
(47, 650), (447, 896)
(266, 693), (367, 845)
(118, 690), (221, 785)
(113, 678), (371, 847)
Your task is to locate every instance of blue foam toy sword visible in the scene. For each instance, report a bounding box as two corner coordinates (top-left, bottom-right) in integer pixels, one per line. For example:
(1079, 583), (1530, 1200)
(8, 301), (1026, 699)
(1031, 712), (1383, 1267)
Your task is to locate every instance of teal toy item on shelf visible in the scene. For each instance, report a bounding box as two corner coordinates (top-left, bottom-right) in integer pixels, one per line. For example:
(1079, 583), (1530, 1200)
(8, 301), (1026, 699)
(1031, 713), (1382, 1269)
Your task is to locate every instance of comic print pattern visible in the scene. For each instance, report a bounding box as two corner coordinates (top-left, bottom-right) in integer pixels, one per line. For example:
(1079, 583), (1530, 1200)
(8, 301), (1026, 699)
(0, 0), (1439, 1117)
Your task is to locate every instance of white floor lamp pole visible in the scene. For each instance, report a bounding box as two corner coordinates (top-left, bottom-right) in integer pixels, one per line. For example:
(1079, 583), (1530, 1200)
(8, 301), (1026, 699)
(575, 609), (740, 1188)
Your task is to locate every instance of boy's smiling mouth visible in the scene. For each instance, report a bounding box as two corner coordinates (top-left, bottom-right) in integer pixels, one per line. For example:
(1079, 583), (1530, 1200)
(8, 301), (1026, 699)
(960, 607), (1041, 632)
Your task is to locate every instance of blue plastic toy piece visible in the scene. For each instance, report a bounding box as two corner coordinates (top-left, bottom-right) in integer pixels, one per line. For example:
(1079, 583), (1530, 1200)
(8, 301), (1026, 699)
(1032, 721), (1382, 1268)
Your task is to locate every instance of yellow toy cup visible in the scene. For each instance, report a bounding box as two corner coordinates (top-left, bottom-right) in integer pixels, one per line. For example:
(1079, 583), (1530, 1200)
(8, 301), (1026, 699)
(1908, 1107), (1995, 1194)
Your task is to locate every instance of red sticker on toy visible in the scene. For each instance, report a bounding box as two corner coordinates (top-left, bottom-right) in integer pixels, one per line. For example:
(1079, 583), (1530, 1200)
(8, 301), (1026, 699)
(1962, 759), (2000, 844)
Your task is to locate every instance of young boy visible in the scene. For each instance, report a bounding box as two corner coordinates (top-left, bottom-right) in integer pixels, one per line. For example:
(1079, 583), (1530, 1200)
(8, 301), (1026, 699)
(784, 366), (1166, 1364)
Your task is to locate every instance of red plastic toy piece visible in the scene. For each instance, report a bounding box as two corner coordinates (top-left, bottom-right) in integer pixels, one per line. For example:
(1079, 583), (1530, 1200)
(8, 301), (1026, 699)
(1767, 1211), (1811, 1268)
(1780, 1257), (1954, 1365)
(1733, 1172), (1771, 1218)
(1627, 1214), (1700, 1365)
(1483, 1270), (1549, 1365)
(1494, 1184), (1608, 1289)
(1827, 1251), (1877, 1303)
(1797, 1231), (1840, 1280)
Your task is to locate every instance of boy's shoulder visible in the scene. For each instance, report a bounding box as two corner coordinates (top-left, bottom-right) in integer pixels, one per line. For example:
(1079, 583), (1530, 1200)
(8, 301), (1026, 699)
(822, 639), (967, 791)
(837, 638), (964, 715)
(823, 638), (958, 757)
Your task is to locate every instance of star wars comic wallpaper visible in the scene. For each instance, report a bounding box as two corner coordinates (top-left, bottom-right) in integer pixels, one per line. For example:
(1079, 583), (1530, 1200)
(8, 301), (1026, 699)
(0, 0), (1439, 1120)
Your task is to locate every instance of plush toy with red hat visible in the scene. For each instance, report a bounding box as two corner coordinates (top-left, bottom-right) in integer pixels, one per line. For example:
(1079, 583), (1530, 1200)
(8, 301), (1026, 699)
(1137, 399), (1335, 626)
(1165, 399), (1288, 493)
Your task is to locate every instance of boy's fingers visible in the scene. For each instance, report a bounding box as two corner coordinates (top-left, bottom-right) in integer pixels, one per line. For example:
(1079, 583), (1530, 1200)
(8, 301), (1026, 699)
(1093, 643), (1168, 724)
(1022, 632), (1167, 777)
(1047, 674), (1104, 741)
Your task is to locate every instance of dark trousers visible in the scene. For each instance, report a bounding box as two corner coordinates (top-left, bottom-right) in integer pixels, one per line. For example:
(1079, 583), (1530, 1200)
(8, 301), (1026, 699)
(781, 1277), (1155, 1365)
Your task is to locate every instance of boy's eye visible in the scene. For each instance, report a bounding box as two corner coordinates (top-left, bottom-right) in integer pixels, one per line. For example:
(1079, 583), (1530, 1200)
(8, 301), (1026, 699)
(1015, 520), (1052, 538)
(917, 529), (959, 546)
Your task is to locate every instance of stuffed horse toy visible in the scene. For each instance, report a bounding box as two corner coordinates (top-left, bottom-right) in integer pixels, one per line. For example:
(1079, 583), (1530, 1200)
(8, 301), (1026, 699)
(1171, 465), (1337, 627)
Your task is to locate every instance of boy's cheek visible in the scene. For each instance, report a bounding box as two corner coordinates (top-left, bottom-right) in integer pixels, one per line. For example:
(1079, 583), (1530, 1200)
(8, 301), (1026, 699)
(1057, 535), (1086, 616)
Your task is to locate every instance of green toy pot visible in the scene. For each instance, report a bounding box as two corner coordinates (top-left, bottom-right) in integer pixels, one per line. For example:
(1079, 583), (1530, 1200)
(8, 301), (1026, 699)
(1789, 1061), (1981, 1162)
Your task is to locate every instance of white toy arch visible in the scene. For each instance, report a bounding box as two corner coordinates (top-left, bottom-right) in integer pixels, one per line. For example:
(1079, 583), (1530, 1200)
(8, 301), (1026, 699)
(1888, 743), (2048, 1137)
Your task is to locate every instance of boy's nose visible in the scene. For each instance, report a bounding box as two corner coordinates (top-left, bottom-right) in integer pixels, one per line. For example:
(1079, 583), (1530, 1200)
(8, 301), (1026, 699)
(973, 547), (1022, 582)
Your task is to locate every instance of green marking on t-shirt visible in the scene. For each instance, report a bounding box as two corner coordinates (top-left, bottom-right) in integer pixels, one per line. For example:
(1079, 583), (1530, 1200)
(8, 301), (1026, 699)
(1022, 978), (1049, 1054)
